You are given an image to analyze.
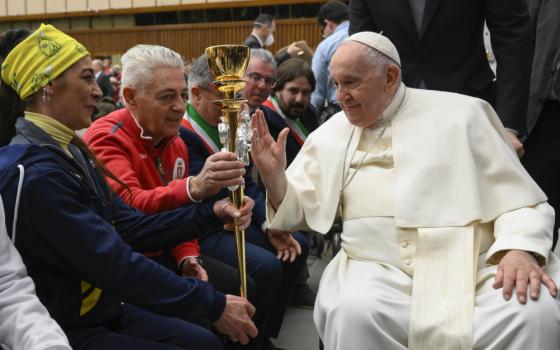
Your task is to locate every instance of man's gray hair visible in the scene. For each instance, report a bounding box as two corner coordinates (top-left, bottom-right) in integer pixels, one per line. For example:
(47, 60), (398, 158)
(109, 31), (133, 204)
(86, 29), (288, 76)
(249, 48), (277, 70)
(187, 55), (214, 99)
(120, 44), (184, 94)
(364, 46), (402, 84)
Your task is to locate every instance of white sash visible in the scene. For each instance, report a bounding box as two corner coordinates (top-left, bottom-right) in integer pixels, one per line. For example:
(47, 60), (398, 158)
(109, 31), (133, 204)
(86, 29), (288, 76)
(185, 114), (220, 154)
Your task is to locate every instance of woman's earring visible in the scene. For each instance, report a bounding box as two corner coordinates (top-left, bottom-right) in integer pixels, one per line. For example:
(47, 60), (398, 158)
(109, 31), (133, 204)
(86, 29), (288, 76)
(42, 88), (51, 103)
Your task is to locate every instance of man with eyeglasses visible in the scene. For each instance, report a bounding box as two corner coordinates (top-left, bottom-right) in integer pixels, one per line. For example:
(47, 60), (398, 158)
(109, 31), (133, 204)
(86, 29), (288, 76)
(240, 49), (278, 113)
(182, 55), (309, 350)
(311, 0), (349, 124)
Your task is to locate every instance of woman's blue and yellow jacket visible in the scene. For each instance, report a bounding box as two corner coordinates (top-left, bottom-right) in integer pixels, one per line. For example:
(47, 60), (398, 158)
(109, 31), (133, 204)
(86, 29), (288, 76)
(0, 118), (226, 330)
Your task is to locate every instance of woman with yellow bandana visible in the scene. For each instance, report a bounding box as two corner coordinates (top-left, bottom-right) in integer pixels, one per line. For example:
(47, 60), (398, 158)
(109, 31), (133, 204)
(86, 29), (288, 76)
(0, 25), (258, 350)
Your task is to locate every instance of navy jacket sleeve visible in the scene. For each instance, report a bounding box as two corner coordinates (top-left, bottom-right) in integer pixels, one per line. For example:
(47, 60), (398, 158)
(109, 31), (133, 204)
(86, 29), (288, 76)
(25, 169), (226, 321)
(110, 195), (221, 252)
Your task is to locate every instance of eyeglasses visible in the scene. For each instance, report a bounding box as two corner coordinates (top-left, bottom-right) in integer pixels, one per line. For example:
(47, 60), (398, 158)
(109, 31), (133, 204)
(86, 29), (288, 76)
(246, 72), (277, 87)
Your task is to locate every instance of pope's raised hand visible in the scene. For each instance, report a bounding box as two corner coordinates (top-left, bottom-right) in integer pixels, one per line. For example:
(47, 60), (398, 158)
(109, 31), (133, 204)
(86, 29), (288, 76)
(250, 110), (289, 208)
(250, 109), (288, 176)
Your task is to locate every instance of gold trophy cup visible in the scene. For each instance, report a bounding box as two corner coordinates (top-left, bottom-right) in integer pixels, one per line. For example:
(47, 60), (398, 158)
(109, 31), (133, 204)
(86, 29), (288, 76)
(205, 45), (250, 298)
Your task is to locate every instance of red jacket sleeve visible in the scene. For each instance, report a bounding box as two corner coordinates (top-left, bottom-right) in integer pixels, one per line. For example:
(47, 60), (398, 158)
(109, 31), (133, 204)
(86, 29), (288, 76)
(85, 118), (201, 261)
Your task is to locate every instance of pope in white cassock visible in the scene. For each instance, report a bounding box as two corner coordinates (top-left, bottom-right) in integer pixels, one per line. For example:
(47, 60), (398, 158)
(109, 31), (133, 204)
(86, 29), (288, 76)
(250, 32), (560, 350)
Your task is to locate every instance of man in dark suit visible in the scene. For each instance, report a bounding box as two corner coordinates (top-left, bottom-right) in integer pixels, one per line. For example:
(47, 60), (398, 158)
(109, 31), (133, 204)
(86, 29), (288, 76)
(244, 14), (276, 49)
(348, 0), (532, 157)
(261, 58), (319, 167)
(92, 59), (114, 98)
(243, 14), (302, 66)
(522, 0), (560, 247)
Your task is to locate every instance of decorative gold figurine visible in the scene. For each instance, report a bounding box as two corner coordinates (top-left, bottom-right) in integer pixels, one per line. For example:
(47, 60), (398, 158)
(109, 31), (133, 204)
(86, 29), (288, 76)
(205, 45), (251, 298)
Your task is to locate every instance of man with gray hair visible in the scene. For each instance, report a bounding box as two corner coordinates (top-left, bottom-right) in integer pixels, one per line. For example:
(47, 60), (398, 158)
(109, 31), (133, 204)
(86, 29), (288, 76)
(85, 44), (259, 346)
(250, 32), (560, 349)
(240, 49), (277, 113)
(182, 55), (309, 350)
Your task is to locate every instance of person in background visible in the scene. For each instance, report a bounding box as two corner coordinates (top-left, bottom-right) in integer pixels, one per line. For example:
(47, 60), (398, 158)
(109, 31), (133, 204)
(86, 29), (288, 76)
(109, 64), (121, 81)
(242, 14), (300, 66)
(311, 0), (349, 123)
(243, 14), (276, 50)
(522, 0), (560, 248)
(92, 58), (114, 98)
(348, 0), (532, 158)
(102, 57), (112, 74)
(261, 58), (318, 179)
(92, 96), (118, 121)
(109, 76), (122, 106)
(240, 49), (277, 113)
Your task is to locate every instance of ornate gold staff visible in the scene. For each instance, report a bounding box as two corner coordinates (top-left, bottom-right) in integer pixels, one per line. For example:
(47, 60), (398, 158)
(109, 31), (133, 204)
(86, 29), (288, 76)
(205, 45), (250, 298)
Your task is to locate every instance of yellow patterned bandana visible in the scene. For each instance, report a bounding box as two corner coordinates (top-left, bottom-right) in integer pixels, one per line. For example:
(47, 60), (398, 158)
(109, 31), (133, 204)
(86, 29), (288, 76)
(1, 23), (89, 100)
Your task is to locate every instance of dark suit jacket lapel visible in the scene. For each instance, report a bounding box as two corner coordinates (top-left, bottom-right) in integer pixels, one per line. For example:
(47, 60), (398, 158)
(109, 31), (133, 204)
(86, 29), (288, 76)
(265, 108), (287, 138)
(420, 0), (444, 39)
(385, 0), (419, 43)
(301, 108), (319, 133)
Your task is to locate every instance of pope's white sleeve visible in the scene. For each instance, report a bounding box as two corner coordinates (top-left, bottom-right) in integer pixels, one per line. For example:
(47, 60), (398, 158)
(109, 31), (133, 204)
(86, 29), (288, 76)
(0, 197), (71, 350)
(486, 201), (554, 266)
(266, 180), (310, 232)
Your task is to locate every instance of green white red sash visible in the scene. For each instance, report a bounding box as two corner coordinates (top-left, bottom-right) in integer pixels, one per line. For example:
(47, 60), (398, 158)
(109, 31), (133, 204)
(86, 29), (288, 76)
(262, 96), (309, 146)
(182, 103), (221, 154)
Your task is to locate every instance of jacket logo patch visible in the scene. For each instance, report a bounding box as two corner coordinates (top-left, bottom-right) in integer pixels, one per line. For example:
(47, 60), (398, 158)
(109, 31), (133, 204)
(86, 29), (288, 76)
(173, 158), (186, 179)
(139, 153), (147, 159)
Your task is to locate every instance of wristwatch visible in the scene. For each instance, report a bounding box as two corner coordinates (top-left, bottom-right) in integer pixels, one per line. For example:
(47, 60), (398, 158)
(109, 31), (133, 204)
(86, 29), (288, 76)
(179, 256), (203, 271)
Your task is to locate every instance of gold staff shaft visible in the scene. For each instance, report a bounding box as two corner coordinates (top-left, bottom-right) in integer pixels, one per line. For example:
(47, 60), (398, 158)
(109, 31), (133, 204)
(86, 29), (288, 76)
(224, 90), (247, 298)
(205, 44), (250, 299)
